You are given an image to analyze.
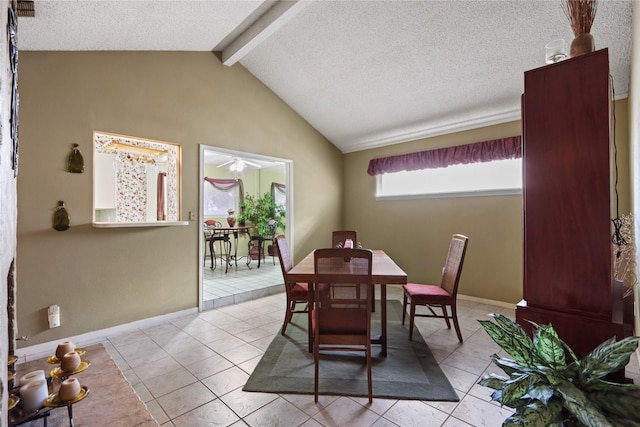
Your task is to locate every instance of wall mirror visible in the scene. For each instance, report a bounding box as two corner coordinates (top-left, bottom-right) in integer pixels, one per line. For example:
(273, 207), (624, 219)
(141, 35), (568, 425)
(93, 131), (186, 227)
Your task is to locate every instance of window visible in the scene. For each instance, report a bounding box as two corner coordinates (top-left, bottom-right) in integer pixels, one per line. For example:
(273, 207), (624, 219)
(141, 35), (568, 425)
(203, 178), (243, 216)
(368, 136), (522, 199)
(376, 158), (522, 199)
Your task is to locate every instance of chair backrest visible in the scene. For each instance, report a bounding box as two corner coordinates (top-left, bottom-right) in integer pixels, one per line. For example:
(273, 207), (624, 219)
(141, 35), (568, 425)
(332, 230), (357, 248)
(265, 219), (278, 238)
(203, 220), (216, 238)
(275, 234), (293, 276)
(440, 234), (469, 297)
(314, 248), (373, 329)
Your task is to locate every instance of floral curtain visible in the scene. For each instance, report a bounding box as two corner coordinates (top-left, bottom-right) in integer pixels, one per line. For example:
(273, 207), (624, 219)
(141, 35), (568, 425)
(367, 136), (521, 176)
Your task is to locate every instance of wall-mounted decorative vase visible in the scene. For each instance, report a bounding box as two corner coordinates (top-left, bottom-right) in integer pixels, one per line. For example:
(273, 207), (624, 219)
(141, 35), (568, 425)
(53, 201), (70, 231)
(67, 143), (84, 173)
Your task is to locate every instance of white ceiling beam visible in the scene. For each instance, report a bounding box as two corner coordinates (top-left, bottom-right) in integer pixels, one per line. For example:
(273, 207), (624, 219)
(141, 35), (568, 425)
(221, 0), (311, 66)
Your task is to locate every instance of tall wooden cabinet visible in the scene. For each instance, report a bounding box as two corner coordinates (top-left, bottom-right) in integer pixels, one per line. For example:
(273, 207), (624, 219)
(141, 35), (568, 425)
(516, 49), (631, 359)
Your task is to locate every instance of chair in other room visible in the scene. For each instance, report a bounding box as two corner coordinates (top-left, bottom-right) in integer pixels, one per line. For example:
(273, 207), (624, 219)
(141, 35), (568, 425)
(248, 219), (278, 268)
(275, 235), (309, 335)
(313, 248), (373, 403)
(332, 230), (357, 248)
(205, 220), (231, 271)
(402, 234), (469, 342)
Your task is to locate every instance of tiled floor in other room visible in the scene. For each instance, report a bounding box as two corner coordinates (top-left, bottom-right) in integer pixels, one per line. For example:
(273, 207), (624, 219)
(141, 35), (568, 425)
(99, 285), (640, 427)
(202, 253), (283, 310)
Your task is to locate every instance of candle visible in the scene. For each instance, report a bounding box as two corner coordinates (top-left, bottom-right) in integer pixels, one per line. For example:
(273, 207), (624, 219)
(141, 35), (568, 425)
(20, 378), (48, 412)
(20, 370), (45, 387)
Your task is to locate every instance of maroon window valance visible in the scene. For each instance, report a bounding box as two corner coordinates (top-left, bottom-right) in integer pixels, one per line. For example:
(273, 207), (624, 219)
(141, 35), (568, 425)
(204, 178), (242, 190)
(367, 136), (522, 176)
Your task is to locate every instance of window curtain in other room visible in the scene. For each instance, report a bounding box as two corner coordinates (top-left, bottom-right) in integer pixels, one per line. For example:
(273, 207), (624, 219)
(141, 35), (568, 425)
(203, 178), (244, 216)
(367, 136), (521, 176)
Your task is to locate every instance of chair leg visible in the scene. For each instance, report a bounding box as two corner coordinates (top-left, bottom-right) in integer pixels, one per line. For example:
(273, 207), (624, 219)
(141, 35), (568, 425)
(402, 294), (408, 325)
(214, 240), (216, 270)
(451, 304), (463, 343)
(441, 305), (452, 329)
(408, 302), (416, 341)
(314, 341), (319, 403)
(281, 298), (294, 335)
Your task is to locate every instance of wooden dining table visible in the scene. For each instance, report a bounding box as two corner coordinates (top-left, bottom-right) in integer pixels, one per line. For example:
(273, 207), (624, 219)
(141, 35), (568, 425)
(287, 249), (407, 356)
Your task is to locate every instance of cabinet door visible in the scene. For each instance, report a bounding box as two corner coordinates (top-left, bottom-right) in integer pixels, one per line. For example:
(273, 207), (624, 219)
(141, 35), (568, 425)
(522, 49), (612, 317)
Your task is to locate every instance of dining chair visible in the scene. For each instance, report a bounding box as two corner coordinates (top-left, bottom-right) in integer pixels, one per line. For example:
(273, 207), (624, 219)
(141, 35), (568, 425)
(402, 234), (469, 342)
(205, 220), (231, 270)
(332, 230), (357, 248)
(274, 235), (310, 335)
(313, 247), (373, 403)
(248, 219), (278, 267)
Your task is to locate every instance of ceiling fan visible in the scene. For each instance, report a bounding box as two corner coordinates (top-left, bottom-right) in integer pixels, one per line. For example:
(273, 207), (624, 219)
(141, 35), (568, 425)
(217, 157), (261, 172)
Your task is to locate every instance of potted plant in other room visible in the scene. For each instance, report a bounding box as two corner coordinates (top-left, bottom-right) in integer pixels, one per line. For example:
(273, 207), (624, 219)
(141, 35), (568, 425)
(237, 193), (285, 258)
(477, 313), (640, 427)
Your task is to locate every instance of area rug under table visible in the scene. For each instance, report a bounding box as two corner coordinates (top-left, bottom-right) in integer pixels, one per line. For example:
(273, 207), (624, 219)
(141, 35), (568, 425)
(14, 343), (158, 426)
(244, 300), (459, 401)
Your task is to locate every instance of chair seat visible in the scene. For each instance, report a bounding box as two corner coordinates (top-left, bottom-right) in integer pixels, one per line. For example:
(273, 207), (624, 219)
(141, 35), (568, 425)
(403, 283), (452, 303)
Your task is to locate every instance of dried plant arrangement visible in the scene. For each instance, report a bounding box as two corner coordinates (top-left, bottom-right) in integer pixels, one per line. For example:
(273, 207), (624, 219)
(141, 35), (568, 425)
(563, 0), (598, 57)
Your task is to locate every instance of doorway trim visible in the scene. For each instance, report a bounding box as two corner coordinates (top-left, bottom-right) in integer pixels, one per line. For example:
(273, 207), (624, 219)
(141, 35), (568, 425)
(198, 144), (293, 312)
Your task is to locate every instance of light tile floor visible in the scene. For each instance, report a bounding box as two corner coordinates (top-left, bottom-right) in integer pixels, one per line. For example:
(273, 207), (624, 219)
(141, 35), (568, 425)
(99, 285), (640, 427)
(202, 253), (283, 310)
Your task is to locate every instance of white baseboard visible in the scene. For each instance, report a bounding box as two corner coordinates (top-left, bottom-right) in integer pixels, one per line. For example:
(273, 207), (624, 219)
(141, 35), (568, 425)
(15, 307), (198, 364)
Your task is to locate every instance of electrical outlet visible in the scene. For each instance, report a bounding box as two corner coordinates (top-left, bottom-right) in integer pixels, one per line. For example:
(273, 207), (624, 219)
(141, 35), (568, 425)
(189, 211), (197, 221)
(48, 305), (60, 328)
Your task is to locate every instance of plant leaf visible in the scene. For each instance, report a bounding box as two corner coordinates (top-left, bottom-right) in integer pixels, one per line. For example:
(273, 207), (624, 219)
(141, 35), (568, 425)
(479, 320), (538, 367)
(532, 323), (566, 369)
(525, 383), (556, 405)
(537, 366), (566, 386)
(502, 373), (535, 407)
(586, 390), (640, 421)
(583, 378), (640, 393)
(581, 336), (640, 380)
(478, 374), (508, 391)
(490, 355), (532, 377)
(512, 398), (564, 427)
(556, 380), (615, 427)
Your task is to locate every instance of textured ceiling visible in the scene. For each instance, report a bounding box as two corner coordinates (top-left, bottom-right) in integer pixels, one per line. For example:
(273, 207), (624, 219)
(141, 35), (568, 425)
(17, 0), (633, 153)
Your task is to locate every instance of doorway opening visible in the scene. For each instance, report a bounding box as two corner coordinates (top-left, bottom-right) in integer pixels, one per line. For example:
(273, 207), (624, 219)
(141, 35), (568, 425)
(199, 145), (292, 311)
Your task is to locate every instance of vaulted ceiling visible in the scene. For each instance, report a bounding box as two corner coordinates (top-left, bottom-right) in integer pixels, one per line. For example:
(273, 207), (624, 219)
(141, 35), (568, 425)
(17, 0), (633, 153)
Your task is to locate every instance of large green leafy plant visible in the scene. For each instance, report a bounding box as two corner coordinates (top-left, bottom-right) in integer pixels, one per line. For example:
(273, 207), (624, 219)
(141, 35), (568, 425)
(237, 192), (285, 236)
(478, 313), (640, 427)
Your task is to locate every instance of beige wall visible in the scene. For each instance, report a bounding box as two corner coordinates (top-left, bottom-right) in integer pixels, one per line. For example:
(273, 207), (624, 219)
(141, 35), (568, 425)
(343, 100), (630, 305)
(16, 52), (342, 347)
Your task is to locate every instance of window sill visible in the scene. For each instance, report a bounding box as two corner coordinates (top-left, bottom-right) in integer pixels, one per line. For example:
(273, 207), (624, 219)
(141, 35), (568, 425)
(375, 188), (522, 201)
(92, 221), (189, 228)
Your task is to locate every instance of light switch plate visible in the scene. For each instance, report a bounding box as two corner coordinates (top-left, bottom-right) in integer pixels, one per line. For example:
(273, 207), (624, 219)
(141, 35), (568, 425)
(189, 211), (197, 221)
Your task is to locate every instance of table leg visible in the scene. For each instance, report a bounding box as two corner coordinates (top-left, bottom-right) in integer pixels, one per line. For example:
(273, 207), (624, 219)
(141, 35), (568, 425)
(232, 231), (239, 267)
(209, 239), (215, 270)
(308, 282), (314, 353)
(381, 284), (387, 357)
